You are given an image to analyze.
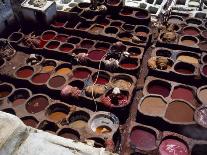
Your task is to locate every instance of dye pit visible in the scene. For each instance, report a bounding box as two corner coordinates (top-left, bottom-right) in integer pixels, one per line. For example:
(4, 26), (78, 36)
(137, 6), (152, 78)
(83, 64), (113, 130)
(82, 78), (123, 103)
(1, 0), (207, 154)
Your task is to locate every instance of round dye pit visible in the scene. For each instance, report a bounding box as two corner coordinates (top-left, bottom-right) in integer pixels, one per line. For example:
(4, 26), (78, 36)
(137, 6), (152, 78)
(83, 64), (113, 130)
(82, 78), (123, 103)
(21, 116), (38, 128)
(54, 35), (68, 42)
(181, 36), (198, 46)
(31, 73), (50, 84)
(135, 26), (149, 37)
(90, 25), (104, 33)
(186, 18), (202, 26)
(46, 41), (60, 49)
(130, 127), (156, 150)
(171, 86), (194, 105)
(0, 84), (13, 98)
(147, 80), (171, 97)
(118, 33), (133, 42)
(69, 111), (90, 129)
(182, 27), (200, 36)
(48, 76), (66, 88)
(16, 66), (34, 78)
(128, 47), (141, 57)
(48, 111), (68, 122)
(197, 87), (207, 104)
(135, 11), (148, 18)
(59, 43), (74, 53)
(9, 89), (30, 107)
(140, 96), (167, 116)
(165, 100), (194, 123)
(26, 95), (49, 114)
(97, 19), (110, 26)
(159, 138), (189, 155)
(41, 60), (57, 73)
(41, 31), (56, 41)
(42, 66), (55, 73)
(92, 72), (110, 85)
(56, 66), (72, 75)
(202, 65), (207, 76)
(73, 68), (91, 79)
(177, 55), (199, 64)
(174, 62), (195, 74)
(80, 40), (94, 48)
(58, 128), (80, 140)
(87, 50), (106, 61)
(120, 60), (138, 69)
(95, 42), (110, 51)
(67, 37), (81, 44)
(39, 121), (59, 134)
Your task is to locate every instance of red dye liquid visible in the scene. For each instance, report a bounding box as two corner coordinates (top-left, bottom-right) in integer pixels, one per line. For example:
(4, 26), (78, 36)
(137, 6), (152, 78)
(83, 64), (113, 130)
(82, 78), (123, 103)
(59, 45), (73, 53)
(120, 63), (137, 69)
(94, 77), (109, 85)
(38, 39), (47, 48)
(73, 69), (91, 79)
(87, 50), (106, 61)
(32, 73), (50, 84)
(22, 118), (38, 128)
(130, 129), (156, 150)
(183, 28), (199, 36)
(54, 35), (68, 42)
(147, 84), (170, 97)
(42, 32), (56, 40)
(16, 68), (33, 78)
(80, 41), (94, 48)
(175, 68), (193, 74)
(52, 21), (65, 27)
(26, 96), (49, 113)
(171, 87), (194, 103)
(47, 42), (59, 49)
(203, 65), (207, 75)
(159, 139), (189, 155)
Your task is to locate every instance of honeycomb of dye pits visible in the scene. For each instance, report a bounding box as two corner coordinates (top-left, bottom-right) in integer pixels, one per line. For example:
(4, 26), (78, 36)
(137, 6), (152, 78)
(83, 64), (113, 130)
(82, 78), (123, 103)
(139, 95), (167, 117)
(68, 111), (90, 129)
(38, 120), (59, 134)
(41, 30), (57, 41)
(48, 75), (67, 89)
(8, 88), (31, 107)
(182, 26), (200, 36)
(0, 83), (13, 99)
(92, 71), (110, 85)
(130, 126), (157, 151)
(111, 75), (133, 90)
(174, 62), (195, 75)
(164, 100), (195, 123)
(57, 128), (80, 140)
(21, 116), (39, 128)
(15, 66), (34, 79)
(8, 32), (24, 43)
(159, 137), (189, 155)
(72, 67), (92, 79)
(88, 112), (119, 135)
(46, 103), (70, 122)
(26, 95), (49, 114)
(146, 80), (171, 98)
(180, 36), (199, 47)
(41, 60), (57, 73)
(31, 73), (51, 84)
(55, 63), (72, 76)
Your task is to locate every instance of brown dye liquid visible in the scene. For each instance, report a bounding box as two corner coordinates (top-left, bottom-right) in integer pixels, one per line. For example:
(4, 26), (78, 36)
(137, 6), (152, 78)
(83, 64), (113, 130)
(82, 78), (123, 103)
(48, 112), (67, 121)
(13, 98), (26, 107)
(56, 68), (72, 75)
(32, 73), (50, 84)
(182, 39), (196, 46)
(90, 25), (104, 33)
(177, 55), (198, 64)
(49, 76), (66, 88)
(0, 91), (11, 98)
(198, 89), (207, 104)
(96, 125), (112, 134)
(16, 68), (33, 78)
(59, 133), (79, 140)
(69, 120), (87, 129)
(42, 66), (55, 73)
(26, 96), (49, 113)
(165, 101), (194, 122)
(140, 97), (167, 116)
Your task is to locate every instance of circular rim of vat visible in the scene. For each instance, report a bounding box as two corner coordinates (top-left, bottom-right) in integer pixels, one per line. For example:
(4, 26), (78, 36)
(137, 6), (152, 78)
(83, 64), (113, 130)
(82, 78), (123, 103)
(105, 26), (119, 34)
(55, 63), (72, 75)
(182, 26), (201, 36)
(57, 128), (80, 140)
(163, 99), (195, 124)
(72, 66), (92, 79)
(197, 85), (207, 104)
(92, 71), (110, 85)
(180, 35), (199, 46)
(173, 61), (195, 75)
(25, 94), (50, 114)
(30, 73), (51, 85)
(76, 22), (91, 30)
(146, 79), (172, 97)
(0, 83), (14, 99)
(119, 58), (139, 70)
(67, 36), (81, 44)
(185, 17), (203, 26)
(88, 111), (119, 135)
(106, 0), (121, 6)
(21, 116), (39, 127)
(15, 65), (35, 79)
(129, 125), (158, 151)
(26, 55), (43, 66)
(104, 88), (129, 107)
(80, 39), (95, 48)
(201, 30), (207, 40)
(41, 59), (57, 73)
(155, 48), (172, 57)
(58, 43), (74, 53)
(2, 108), (16, 115)
(121, 24), (135, 32)
(159, 136), (190, 155)
(68, 110), (90, 126)
(87, 49), (107, 62)
(47, 75), (67, 90)
(135, 25), (150, 36)
(8, 32), (24, 43)
(194, 105), (207, 128)
(0, 58), (6, 68)
(111, 74), (134, 89)
(138, 94), (167, 117)
(38, 120), (59, 133)
(8, 88), (32, 106)
(41, 30), (57, 41)
(168, 15), (184, 24)
(45, 40), (61, 50)
(45, 102), (70, 121)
